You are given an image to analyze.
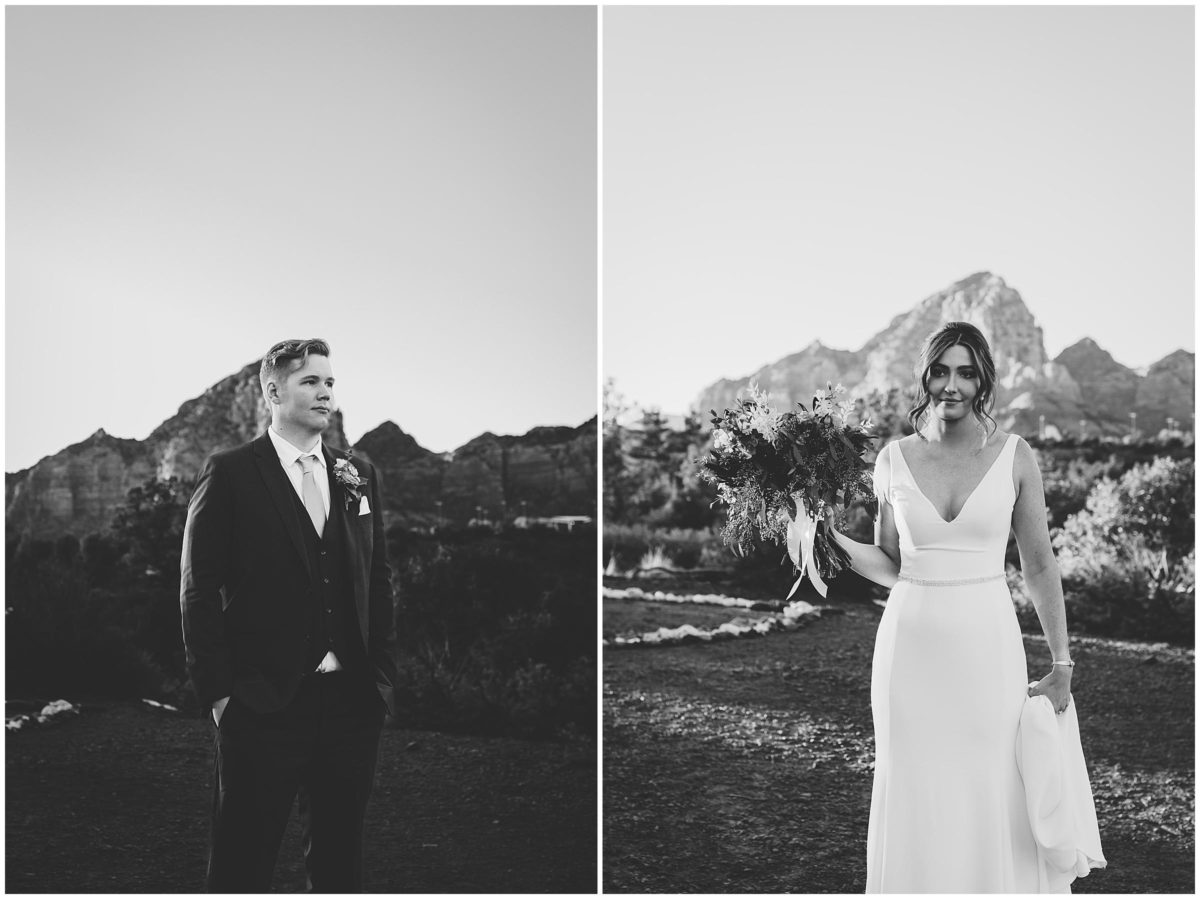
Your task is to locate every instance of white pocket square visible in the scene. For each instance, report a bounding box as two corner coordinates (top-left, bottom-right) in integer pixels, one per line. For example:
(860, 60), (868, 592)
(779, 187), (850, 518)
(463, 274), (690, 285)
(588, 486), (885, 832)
(358, 496), (371, 516)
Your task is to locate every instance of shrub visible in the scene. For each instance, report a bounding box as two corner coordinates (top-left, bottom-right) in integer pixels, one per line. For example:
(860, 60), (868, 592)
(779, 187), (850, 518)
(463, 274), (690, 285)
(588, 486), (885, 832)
(1050, 457), (1194, 644)
(6, 552), (176, 698)
(1060, 556), (1194, 644)
(389, 530), (595, 739)
(1055, 458), (1194, 578)
(602, 524), (732, 573)
(1041, 456), (1125, 526)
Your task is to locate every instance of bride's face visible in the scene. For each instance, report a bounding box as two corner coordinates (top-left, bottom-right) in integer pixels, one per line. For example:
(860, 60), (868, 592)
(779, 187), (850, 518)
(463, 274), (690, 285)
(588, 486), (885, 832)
(926, 344), (979, 423)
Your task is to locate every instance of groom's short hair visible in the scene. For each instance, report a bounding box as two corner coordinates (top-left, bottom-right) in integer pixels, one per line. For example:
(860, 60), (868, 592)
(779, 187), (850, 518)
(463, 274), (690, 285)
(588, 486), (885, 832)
(259, 338), (331, 396)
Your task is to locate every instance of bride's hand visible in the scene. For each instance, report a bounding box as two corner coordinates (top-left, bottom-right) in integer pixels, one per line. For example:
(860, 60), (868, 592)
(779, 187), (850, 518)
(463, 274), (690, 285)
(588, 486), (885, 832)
(822, 503), (843, 530)
(1027, 666), (1072, 714)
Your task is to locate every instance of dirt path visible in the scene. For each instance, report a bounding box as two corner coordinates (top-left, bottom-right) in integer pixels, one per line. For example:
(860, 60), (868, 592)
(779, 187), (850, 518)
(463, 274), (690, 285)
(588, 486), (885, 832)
(605, 605), (1194, 893)
(7, 702), (596, 893)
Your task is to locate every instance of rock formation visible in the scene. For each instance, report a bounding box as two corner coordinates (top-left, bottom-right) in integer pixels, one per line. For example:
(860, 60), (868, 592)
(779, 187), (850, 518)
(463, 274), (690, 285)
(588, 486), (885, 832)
(1053, 338), (1140, 428)
(5, 362), (351, 540)
(438, 422), (597, 524)
(1135, 350), (1196, 434)
(352, 421), (447, 529)
(6, 361), (595, 540)
(695, 272), (1192, 439)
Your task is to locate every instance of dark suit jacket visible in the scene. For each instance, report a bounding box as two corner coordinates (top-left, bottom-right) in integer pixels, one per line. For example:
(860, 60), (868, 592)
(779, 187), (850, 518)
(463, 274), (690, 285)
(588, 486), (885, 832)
(180, 432), (397, 716)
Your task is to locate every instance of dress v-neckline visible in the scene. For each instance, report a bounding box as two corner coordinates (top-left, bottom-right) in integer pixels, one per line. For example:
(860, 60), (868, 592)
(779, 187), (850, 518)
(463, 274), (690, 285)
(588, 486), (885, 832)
(894, 434), (1013, 525)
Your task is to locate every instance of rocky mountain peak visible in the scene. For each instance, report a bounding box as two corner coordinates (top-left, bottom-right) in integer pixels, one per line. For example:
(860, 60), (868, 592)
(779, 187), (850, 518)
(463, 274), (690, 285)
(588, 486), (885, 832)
(354, 421), (437, 464)
(837, 272), (1050, 400)
(694, 273), (1192, 440)
(1055, 338), (1127, 374)
(8, 362), (594, 539)
(869, 270), (1047, 375)
(1155, 348), (1195, 367)
(1052, 338), (1138, 426)
(1136, 350), (1195, 433)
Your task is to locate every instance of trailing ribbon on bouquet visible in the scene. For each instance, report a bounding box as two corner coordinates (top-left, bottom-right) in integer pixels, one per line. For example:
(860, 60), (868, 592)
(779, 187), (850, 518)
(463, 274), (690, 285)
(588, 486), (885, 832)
(699, 383), (876, 601)
(785, 504), (828, 599)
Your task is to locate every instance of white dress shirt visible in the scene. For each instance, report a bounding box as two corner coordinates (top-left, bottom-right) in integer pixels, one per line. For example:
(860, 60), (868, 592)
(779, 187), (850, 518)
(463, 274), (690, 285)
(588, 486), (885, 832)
(266, 427), (344, 674)
(267, 427), (330, 517)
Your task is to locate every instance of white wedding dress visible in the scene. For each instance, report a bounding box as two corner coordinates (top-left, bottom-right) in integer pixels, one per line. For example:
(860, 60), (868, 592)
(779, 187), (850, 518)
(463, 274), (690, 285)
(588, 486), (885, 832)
(866, 434), (1100, 893)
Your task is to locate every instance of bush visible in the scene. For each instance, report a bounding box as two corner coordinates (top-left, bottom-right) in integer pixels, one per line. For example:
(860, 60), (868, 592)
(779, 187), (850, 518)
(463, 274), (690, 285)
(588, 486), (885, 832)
(6, 549), (177, 698)
(6, 476), (200, 704)
(1050, 457), (1194, 644)
(602, 524), (733, 572)
(1041, 456), (1125, 526)
(1061, 557), (1194, 644)
(389, 529), (595, 739)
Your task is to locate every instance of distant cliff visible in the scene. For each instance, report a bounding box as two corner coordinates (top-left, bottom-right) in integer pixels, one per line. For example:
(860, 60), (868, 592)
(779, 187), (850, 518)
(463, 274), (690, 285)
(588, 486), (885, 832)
(354, 419), (597, 530)
(695, 272), (1193, 437)
(6, 360), (594, 540)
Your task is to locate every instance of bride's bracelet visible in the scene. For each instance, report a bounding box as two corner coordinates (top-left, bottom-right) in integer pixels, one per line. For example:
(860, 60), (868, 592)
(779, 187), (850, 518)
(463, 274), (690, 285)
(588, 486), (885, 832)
(1051, 659), (1075, 669)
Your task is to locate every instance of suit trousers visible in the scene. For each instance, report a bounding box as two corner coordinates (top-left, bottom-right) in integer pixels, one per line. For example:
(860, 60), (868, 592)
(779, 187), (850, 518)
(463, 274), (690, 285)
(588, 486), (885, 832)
(206, 673), (385, 893)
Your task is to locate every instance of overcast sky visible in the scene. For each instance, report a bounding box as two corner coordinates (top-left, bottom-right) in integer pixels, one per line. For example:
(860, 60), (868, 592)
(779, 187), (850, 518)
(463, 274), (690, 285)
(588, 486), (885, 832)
(604, 5), (1194, 414)
(7, 5), (596, 472)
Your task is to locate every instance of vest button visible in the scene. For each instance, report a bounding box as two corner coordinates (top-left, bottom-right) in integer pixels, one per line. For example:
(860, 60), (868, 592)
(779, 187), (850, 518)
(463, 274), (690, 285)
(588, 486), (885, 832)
(323, 577), (330, 584)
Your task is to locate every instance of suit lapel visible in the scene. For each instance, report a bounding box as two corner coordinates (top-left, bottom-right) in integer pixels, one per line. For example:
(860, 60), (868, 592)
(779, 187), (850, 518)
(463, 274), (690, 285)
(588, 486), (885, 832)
(253, 433), (314, 582)
(325, 445), (370, 642)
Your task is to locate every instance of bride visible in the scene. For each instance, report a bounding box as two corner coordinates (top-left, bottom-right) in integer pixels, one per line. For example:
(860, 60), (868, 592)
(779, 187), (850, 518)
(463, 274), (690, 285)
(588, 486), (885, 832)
(826, 322), (1102, 893)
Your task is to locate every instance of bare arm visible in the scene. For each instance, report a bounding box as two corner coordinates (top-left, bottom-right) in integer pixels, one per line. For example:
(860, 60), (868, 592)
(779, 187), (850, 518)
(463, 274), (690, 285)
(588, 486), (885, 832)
(827, 498), (901, 588)
(1011, 438), (1073, 710)
(824, 442), (901, 588)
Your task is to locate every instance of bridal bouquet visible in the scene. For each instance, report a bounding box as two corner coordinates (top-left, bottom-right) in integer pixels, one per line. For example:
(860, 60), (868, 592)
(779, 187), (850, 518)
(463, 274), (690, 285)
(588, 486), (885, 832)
(700, 383), (876, 598)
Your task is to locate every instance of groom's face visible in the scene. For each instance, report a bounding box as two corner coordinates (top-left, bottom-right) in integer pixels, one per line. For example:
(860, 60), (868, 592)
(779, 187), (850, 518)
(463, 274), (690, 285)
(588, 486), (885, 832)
(274, 353), (336, 435)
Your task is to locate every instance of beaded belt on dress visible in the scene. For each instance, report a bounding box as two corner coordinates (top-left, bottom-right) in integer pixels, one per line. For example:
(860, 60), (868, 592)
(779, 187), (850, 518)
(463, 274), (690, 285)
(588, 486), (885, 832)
(896, 572), (1005, 587)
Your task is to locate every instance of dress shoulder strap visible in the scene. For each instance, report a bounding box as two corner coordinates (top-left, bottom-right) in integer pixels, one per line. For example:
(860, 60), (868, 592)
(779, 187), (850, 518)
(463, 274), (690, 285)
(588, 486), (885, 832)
(1002, 432), (1019, 465)
(1001, 432), (1022, 493)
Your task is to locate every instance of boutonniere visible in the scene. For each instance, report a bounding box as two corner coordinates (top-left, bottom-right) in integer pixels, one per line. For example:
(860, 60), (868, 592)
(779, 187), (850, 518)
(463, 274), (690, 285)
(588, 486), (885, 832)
(333, 457), (368, 510)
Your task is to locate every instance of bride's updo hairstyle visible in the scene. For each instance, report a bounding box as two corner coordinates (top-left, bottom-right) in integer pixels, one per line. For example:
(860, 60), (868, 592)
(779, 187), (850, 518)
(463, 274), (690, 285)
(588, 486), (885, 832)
(906, 321), (998, 440)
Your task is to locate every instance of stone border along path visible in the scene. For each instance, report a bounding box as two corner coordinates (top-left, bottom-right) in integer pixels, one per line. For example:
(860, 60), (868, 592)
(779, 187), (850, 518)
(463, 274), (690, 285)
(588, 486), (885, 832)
(604, 685), (1193, 846)
(6, 699), (80, 732)
(603, 586), (767, 609)
(604, 587), (823, 648)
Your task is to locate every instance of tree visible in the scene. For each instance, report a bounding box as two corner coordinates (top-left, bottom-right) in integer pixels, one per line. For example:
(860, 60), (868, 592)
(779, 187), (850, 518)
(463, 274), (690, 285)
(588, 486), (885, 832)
(602, 379), (633, 521)
(112, 476), (193, 585)
(1055, 457), (1195, 574)
(858, 387), (914, 441)
(1052, 457), (1194, 642)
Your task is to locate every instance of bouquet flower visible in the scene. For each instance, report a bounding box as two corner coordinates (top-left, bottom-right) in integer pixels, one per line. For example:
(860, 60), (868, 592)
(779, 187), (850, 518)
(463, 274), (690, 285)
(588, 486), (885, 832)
(700, 383), (877, 597)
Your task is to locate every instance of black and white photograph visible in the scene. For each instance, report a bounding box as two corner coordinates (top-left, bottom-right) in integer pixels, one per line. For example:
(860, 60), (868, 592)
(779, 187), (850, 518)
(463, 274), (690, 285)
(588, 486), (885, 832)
(602, 5), (1193, 893)
(7, 5), (597, 892)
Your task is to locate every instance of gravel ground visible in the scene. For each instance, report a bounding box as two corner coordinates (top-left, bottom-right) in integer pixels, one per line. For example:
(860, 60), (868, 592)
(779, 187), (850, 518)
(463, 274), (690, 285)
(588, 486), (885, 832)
(7, 701), (596, 893)
(604, 588), (1194, 894)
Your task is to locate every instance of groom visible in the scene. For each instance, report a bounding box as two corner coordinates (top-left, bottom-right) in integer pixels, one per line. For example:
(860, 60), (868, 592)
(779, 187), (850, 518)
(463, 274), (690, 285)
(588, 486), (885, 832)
(180, 338), (396, 892)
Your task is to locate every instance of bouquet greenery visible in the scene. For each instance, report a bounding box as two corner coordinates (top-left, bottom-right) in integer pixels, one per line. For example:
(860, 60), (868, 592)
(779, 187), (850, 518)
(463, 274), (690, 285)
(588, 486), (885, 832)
(700, 383), (877, 597)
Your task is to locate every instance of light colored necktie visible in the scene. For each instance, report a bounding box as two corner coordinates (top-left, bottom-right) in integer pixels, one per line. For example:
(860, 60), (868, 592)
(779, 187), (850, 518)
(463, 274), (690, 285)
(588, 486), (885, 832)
(298, 454), (326, 538)
(299, 454), (342, 674)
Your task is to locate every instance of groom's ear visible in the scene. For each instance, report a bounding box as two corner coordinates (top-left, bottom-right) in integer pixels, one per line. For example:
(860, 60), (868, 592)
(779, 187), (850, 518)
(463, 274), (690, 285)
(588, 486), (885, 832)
(265, 381), (281, 404)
